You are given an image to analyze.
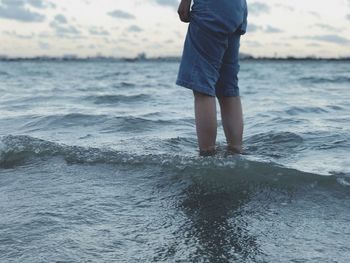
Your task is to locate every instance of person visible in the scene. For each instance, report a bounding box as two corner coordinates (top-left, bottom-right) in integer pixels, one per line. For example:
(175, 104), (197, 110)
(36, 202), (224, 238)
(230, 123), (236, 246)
(176, 0), (248, 156)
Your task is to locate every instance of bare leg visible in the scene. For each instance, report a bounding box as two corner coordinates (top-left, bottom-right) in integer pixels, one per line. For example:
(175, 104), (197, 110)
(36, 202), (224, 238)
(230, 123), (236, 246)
(193, 91), (217, 156)
(218, 96), (244, 153)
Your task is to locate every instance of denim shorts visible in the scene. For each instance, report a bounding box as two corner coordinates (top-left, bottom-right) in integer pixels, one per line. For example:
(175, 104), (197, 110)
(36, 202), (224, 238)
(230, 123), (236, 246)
(176, 0), (247, 97)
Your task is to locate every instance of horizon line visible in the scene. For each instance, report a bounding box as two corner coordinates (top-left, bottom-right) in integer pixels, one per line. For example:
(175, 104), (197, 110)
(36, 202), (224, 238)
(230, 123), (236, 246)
(1, 53), (350, 61)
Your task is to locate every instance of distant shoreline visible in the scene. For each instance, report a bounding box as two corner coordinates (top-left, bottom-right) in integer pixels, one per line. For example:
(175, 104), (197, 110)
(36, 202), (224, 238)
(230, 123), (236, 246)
(1, 55), (349, 62)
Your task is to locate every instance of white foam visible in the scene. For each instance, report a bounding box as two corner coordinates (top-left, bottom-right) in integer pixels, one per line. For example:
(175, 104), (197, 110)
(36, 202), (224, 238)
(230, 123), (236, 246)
(0, 139), (6, 160)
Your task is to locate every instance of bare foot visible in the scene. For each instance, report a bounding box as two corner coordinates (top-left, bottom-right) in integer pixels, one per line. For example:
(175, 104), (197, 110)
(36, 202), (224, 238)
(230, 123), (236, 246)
(226, 145), (247, 155)
(199, 147), (217, 157)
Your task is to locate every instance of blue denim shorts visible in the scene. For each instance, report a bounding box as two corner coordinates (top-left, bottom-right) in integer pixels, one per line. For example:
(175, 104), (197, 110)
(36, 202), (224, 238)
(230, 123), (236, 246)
(176, 21), (242, 97)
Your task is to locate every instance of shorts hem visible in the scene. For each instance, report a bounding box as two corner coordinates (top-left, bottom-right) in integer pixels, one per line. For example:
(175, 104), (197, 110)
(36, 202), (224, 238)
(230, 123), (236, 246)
(216, 90), (240, 98)
(176, 79), (215, 97)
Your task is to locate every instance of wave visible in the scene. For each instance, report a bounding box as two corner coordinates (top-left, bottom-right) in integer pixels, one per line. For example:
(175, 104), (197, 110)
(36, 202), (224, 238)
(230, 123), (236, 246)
(0, 71), (10, 76)
(119, 82), (136, 88)
(245, 131), (304, 158)
(20, 113), (178, 132)
(85, 94), (151, 104)
(285, 106), (328, 115)
(326, 105), (344, 111)
(2, 95), (74, 105)
(299, 76), (350, 84)
(317, 139), (349, 150)
(94, 72), (130, 80)
(21, 113), (110, 130)
(1, 135), (349, 188)
(245, 130), (350, 156)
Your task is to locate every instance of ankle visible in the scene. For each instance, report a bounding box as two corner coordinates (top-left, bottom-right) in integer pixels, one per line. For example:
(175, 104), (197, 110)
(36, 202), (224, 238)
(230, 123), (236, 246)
(199, 146), (217, 156)
(227, 144), (243, 154)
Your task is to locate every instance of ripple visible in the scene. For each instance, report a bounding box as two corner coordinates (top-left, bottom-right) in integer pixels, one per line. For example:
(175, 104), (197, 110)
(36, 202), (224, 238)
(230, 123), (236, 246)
(19, 113), (180, 133)
(285, 106), (328, 116)
(245, 131), (304, 158)
(95, 72), (130, 80)
(0, 71), (10, 76)
(120, 82), (135, 88)
(86, 94), (151, 105)
(299, 76), (350, 84)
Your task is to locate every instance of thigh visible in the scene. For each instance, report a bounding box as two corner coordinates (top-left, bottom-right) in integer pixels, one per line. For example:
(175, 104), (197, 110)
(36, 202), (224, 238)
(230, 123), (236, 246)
(176, 21), (229, 97)
(215, 31), (241, 97)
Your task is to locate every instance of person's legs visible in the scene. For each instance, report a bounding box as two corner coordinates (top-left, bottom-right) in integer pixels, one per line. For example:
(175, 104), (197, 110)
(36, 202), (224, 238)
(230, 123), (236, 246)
(215, 30), (244, 154)
(218, 96), (244, 153)
(176, 21), (229, 156)
(193, 91), (217, 156)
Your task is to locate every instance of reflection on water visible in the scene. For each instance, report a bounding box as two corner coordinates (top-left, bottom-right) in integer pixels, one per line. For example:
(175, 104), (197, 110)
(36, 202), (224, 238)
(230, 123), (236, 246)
(179, 170), (263, 262)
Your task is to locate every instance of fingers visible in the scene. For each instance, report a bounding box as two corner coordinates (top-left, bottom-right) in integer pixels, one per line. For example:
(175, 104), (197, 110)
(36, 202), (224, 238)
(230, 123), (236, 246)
(178, 12), (190, 23)
(177, 0), (191, 23)
(177, 7), (190, 23)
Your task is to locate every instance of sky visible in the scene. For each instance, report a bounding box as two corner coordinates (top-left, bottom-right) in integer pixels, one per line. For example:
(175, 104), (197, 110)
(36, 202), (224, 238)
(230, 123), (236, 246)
(0, 0), (350, 58)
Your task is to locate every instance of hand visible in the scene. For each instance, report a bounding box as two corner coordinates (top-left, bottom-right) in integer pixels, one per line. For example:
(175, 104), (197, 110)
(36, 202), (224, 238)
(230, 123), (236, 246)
(177, 0), (191, 23)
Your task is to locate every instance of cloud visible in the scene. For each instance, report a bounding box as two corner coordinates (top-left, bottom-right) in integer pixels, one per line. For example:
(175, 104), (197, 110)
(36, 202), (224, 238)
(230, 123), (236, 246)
(108, 10), (135, 19)
(154, 0), (178, 9)
(38, 41), (51, 50)
(0, 0), (54, 22)
(0, 1), (44, 22)
(264, 25), (283, 33)
(274, 4), (294, 12)
(295, 35), (350, 45)
(309, 35), (350, 45)
(49, 19), (81, 37)
(248, 2), (270, 15)
(54, 14), (67, 24)
(89, 26), (109, 36)
(309, 11), (320, 18)
(3, 30), (35, 39)
(247, 23), (283, 34)
(244, 40), (263, 47)
(306, 43), (321, 47)
(48, 12), (82, 38)
(27, 0), (55, 9)
(128, 25), (142, 32)
(271, 42), (290, 47)
(313, 23), (343, 32)
(247, 23), (261, 33)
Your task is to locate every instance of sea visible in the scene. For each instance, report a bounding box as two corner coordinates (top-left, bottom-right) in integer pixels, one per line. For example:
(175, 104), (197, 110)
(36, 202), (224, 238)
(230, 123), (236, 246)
(0, 59), (349, 262)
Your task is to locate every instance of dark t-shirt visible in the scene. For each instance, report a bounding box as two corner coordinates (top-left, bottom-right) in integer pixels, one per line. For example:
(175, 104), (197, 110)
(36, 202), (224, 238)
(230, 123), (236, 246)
(191, 0), (248, 35)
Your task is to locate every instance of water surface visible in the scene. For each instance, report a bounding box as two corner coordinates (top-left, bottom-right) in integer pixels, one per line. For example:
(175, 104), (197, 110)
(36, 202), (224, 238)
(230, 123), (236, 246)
(0, 60), (349, 262)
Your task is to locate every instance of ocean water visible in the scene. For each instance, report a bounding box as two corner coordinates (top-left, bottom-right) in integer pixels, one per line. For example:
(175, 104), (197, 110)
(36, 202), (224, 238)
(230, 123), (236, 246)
(0, 60), (349, 262)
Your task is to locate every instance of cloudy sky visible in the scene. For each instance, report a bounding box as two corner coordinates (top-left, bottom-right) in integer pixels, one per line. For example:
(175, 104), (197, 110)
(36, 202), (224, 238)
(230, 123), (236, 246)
(0, 0), (349, 58)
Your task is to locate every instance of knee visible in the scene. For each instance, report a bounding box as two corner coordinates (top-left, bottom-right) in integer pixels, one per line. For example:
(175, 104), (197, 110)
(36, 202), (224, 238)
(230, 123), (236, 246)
(193, 90), (212, 99)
